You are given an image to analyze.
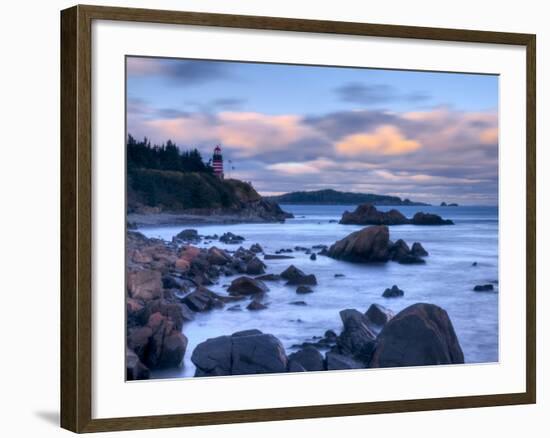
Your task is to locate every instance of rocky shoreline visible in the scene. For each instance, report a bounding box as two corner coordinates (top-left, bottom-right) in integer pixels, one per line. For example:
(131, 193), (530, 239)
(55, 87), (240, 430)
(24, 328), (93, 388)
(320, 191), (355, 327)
(126, 221), (471, 380)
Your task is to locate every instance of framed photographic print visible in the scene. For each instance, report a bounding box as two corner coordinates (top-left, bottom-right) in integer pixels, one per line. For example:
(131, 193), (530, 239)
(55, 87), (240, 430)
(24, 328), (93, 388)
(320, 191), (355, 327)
(60, 4), (536, 433)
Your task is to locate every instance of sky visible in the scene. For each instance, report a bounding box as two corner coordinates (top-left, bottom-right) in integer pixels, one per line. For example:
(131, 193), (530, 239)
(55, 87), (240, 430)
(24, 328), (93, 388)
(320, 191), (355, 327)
(126, 56), (499, 205)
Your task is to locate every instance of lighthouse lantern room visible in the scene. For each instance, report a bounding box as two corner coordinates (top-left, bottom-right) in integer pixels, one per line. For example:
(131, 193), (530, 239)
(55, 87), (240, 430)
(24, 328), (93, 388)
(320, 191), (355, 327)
(212, 145), (224, 179)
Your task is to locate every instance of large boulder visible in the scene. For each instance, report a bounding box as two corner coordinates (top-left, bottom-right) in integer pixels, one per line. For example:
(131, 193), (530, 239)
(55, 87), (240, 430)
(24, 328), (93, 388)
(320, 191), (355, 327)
(227, 276), (269, 296)
(340, 204), (409, 225)
(411, 242), (429, 257)
(410, 212), (454, 225)
(337, 309), (377, 364)
(369, 303), (464, 368)
(327, 226), (391, 263)
(142, 299), (193, 330)
(192, 330), (288, 376)
(126, 269), (162, 301)
(288, 346), (325, 371)
(388, 239), (410, 261)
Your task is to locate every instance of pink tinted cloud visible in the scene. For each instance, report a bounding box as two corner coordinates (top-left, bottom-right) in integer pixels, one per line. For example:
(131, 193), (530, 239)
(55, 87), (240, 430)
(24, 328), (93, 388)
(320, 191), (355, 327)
(335, 125), (422, 156)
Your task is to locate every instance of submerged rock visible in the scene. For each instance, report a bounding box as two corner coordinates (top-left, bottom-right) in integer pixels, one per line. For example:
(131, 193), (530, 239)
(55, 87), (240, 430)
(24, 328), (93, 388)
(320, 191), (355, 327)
(264, 254), (295, 260)
(369, 303), (464, 367)
(247, 300), (268, 311)
(296, 285), (314, 294)
(473, 284), (495, 292)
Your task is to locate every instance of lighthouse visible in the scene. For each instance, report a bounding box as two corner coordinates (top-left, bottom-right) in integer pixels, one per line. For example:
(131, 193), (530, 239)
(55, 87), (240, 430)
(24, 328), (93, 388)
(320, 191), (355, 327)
(212, 145), (224, 179)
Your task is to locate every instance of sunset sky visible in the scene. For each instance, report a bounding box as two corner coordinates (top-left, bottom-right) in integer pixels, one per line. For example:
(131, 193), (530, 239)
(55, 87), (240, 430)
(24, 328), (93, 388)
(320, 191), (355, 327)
(126, 56), (499, 205)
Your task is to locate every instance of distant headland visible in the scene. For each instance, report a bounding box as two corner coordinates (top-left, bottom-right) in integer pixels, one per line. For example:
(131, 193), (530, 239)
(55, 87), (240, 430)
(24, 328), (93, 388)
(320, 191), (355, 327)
(266, 189), (430, 206)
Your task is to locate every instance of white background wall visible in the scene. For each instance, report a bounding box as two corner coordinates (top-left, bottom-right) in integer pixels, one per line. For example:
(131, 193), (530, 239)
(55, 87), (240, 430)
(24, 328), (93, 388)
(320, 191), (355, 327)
(0, 0), (546, 436)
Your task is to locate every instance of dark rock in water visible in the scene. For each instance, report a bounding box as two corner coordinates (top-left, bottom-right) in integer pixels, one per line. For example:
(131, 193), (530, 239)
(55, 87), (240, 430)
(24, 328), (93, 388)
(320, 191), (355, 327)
(329, 219), (338, 223)
(255, 273), (281, 282)
(411, 242), (429, 257)
(227, 276), (269, 296)
(339, 204), (409, 225)
(310, 253), (317, 261)
(410, 212), (454, 225)
(440, 202), (447, 207)
(280, 265), (306, 281)
(264, 254), (295, 260)
(174, 229), (200, 242)
(334, 273), (345, 278)
(183, 287), (224, 312)
(369, 303), (464, 367)
(312, 244), (328, 250)
(250, 243), (264, 253)
(382, 285), (404, 298)
(473, 284), (495, 292)
(294, 246), (308, 251)
(246, 256), (267, 275)
(389, 239), (410, 261)
(397, 254), (426, 265)
(247, 300), (267, 311)
(327, 226), (391, 263)
(289, 301), (307, 306)
(296, 285), (314, 294)
(472, 262), (478, 267)
(227, 304), (242, 312)
(219, 232), (245, 244)
(365, 304), (395, 327)
(126, 348), (150, 380)
(288, 346), (325, 371)
(287, 273), (318, 286)
(325, 352), (364, 370)
(337, 309), (377, 364)
(204, 234), (219, 240)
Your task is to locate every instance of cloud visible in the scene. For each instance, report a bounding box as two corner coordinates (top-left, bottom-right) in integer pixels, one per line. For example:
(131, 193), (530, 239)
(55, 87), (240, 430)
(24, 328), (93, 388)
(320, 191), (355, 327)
(140, 111), (319, 157)
(127, 57), (231, 85)
(335, 125), (422, 156)
(335, 82), (430, 105)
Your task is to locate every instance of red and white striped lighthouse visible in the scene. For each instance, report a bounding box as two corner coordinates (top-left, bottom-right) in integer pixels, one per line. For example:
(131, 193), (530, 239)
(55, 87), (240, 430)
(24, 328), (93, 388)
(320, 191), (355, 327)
(212, 145), (224, 179)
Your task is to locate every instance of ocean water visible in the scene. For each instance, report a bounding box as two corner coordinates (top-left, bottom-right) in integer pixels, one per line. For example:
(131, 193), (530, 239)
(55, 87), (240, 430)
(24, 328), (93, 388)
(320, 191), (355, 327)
(138, 204), (499, 378)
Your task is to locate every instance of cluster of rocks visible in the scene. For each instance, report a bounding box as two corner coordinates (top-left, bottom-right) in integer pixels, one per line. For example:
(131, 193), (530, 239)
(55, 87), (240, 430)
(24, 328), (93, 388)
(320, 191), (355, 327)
(126, 231), (279, 379)
(326, 225), (429, 264)
(340, 204), (454, 226)
(191, 303), (465, 376)
(126, 230), (327, 378)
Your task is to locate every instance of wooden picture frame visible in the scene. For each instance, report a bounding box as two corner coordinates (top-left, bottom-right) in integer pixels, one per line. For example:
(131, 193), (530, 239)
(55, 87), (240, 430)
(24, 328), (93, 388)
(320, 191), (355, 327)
(60, 4), (536, 433)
